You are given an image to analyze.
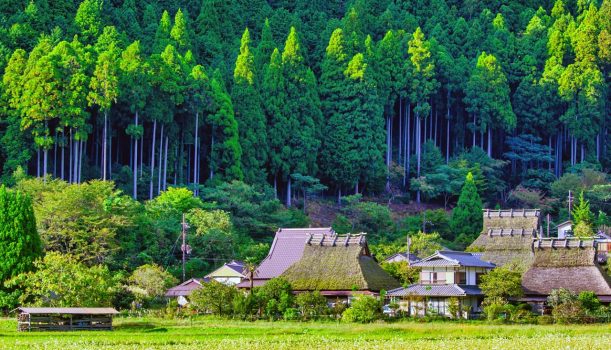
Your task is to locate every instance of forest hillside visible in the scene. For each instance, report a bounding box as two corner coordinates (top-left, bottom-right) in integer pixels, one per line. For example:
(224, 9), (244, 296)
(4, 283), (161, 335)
(0, 1), (609, 300)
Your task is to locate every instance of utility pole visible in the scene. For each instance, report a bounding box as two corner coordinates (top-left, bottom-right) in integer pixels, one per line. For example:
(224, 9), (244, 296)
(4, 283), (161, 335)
(406, 235), (411, 267)
(547, 213), (550, 238)
(568, 190), (574, 220)
(181, 214), (190, 282)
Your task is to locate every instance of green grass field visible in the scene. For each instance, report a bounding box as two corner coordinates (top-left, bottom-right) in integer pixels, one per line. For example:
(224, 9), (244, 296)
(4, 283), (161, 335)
(0, 317), (609, 349)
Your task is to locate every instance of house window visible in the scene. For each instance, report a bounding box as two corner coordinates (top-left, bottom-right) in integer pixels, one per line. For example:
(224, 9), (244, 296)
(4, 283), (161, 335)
(430, 272), (446, 284)
(456, 272), (466, 284)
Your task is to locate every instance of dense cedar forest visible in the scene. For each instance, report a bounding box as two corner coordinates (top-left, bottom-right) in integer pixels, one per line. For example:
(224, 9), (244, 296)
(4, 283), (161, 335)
(0, 0), (609, 299)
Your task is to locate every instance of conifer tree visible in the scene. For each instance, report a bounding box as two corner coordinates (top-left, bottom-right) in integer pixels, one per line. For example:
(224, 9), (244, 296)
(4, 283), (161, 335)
(208, 77), (243, 182)
(232, 28), (268, 185)
(279, 27), (321, 206)
(170, 9), (191, 53)
(0, 186), (42, 308)
(450, 172), (483, 246)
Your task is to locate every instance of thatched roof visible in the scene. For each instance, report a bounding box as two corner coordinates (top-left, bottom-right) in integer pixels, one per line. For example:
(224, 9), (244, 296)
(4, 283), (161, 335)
(482, 209), (540, 231)
(280, 233), (401, 292)
(468, 209), (541, 267)
(522, 239), (611, 297)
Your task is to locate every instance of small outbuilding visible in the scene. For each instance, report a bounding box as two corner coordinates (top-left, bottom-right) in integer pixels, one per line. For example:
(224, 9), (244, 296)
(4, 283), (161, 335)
(17, 307), (119, 331)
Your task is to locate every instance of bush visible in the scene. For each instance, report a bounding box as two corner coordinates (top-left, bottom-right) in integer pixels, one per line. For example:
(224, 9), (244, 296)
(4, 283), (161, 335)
(283, 307), (299, 320)
(342, 295), (382, 323)
(578, 291), (601, 313)
(190, 280), (237, 316)
(552, 300), (586, 324)
(482, 297), (508, 321)
(255, 277), (293, 319)
(295, 291), (328, 320)
(128, 264), (178, 307)
(537, 315), (554, 325)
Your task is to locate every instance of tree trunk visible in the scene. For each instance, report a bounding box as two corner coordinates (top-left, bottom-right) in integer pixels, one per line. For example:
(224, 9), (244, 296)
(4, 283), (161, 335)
(487, 126), (492, 157)
(61, 136), (65, 180)
(133, 112), (138, 200)
(337, 188), (342, 206)
(286, 177), (292, 207)
(43, 148), (48, 183)
(149, 120), (157, 200)
(472, 114), (476, 148)
(446, 114), (450, 163)
(68, 130), (72, 183)
(194, 112), (199, 195)
(274, 174), (278, 199)
(399, 99), (402, 159)
(108, 116), (112, 180)
(79, 139), (85, 183)
(102, 111), (108, 180)
(210, 133), (215, 179)
(548, 136), (552, 171)
(140, 124), (144, 178)
(53, 135), (57, 178)
(158, 124), (164, 195)
(405, 102), (411, 187)
(163, 135), (169, 191)
(416, 107), (421, 204)
(37, 148), (40, 178)
(73, 138), (79, 184)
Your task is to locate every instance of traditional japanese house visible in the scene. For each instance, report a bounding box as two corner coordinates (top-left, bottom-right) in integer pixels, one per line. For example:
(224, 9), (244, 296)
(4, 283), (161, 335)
(205, 260), (247, 286)
(165, 278), (208, 298)
(236, 227), (336, 289)
(521, 238), (611, 312)
(469, 209), (541, 267)
(280, 233), (401, 298)
(387, 251), (495, 318)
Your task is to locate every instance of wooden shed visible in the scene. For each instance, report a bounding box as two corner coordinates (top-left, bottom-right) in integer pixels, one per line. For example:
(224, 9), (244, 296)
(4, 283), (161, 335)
(17, 307), (119, 331)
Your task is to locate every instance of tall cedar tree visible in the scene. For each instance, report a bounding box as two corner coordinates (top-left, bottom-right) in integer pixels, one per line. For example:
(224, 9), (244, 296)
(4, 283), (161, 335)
(320, 28), (357, 197)
(208, 77), (243, 182)
(279, 27), (321, 206)
(0, 186), (42, 308)
(450, 172), (483, 245)
(232, 28), (268, 185)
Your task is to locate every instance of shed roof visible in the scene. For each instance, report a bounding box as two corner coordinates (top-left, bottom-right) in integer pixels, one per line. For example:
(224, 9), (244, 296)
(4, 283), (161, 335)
(522, 239), (611, 297)
(18, 307), (118, 315)
(412, 251), (495, 268)
(165, 278), (207, 297)
(252, 227), (335, 280)
(280, 234), (400, 292)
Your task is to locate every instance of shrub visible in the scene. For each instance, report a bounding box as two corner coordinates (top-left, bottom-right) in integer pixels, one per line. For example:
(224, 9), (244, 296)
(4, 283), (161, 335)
(552, 300), (586, 324)
(255, 277), (293, 319)
(482, 297), (508, 321)
(342, 295), (382, 323)
(190, 280), (237, 316)
(578, 291), (601, 313)
(295, 291), (328, 320)
(447, 297), (461, 319)
(128, 264), (178, 307)
(537, 315), (553, 325)
(283, 307), (299, 320)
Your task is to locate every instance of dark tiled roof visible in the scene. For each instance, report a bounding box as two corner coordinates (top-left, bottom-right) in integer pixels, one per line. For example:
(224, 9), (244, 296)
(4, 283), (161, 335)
(18, 308), (119, 315)
(387, 284), (483, 297)
(253, 227), (335, 280)
(226, 260), (247, 274)
(412, 251), (495, 268)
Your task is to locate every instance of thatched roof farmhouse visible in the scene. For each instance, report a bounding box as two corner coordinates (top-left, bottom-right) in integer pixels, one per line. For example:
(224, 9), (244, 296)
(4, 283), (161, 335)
(522, 239), (611, 304)
(281, 233), (401, 296)
(469, 209), (541, 267)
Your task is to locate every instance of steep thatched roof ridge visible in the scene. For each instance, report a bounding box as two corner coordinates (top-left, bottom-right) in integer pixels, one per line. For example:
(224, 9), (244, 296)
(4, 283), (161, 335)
(470, 234), (534, 267)
(531, 239), (598, 268)
(281, 241), (400, 292)
(522, 239), (611, 297)
(482, 209), (540, 231)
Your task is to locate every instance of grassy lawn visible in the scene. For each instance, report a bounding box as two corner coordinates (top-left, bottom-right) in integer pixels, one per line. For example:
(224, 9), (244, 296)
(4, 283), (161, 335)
(0, 317), (609, 349)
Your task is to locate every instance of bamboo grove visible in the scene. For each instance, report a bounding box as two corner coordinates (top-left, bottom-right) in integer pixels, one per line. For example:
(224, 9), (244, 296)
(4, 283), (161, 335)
(0, 0), (608, 205)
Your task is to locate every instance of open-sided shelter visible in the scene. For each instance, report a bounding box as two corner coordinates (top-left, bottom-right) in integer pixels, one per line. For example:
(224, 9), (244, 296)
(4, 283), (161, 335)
(17, 307), (119, 331)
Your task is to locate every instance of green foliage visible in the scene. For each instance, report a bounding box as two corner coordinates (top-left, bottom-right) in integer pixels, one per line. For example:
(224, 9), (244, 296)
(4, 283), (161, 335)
(7, 252), (119, 307)
(295, 291), (328, 320)
(127, 264), (178, 305)
(0, 185), (41, 308)
(379, 261), (419, 286)
(190, 280), (237, 316)
(255, 277), (293, 319)
(342, 295), (382, 323)
(480, 264), (524, 300)
(450, 172), (483, 246)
